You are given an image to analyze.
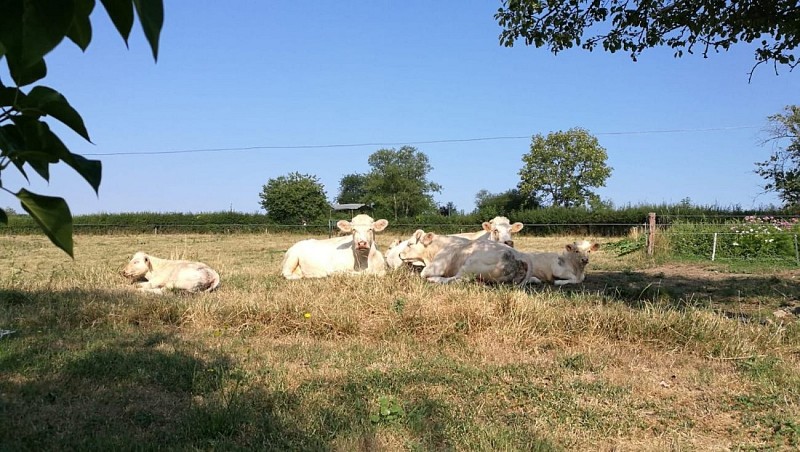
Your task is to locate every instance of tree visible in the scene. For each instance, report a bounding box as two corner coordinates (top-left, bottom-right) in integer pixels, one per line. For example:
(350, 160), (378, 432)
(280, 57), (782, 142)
(336, 173), (368, 204)
(755, 105), (800, 208)
(474, 188), (531, 217)
(438, 201), (458, 217)
(0, 1), (163, 257)
(495, 0), (799, 79)
(517, 128), (612, 208)
(259, 172), (330, 224)
(363, 146), (442, 220)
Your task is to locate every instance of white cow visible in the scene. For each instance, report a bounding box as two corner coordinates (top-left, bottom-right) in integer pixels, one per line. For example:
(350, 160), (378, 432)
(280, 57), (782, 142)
(525, 240), (600, 286)
(385, 238), (406, 270)
(384, 232), (428, 271)
(450, 216), (524, 247)
(399, 231), (532, 285)
(281, 214), (389, 279)
(122, 251), (220, 294)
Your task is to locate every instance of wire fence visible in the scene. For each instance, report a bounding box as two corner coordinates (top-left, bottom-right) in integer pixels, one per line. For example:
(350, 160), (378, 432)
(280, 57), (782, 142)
(3, 216), (799, 265)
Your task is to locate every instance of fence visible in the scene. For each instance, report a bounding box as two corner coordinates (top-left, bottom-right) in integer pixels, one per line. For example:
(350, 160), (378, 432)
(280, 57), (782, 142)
(1, 221), (644, 237)
(4, 213), (799, 264)
(645, 212), (800, 265)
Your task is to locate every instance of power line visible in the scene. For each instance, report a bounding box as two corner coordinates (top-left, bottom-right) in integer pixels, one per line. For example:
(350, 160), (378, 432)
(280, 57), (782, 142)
(83, 125), (759, 156)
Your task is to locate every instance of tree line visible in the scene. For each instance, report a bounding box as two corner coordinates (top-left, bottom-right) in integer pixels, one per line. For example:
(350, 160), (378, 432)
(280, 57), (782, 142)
(258, 128), (614, 224)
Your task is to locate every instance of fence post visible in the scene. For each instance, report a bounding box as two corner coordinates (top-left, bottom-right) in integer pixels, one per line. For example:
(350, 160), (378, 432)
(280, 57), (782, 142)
(711, 232), (718, 261)
(794, 234), (799, 266)
(647, 212), (656, 256)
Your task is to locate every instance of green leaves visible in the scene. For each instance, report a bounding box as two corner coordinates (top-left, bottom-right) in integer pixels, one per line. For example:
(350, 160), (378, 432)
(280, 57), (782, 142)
(495, 0), (800, 77)
(16, 189), (74, 257)
(100, 0), (135, 49)
(66, 0), (95, 51)
(518, 128), (612, 208)
(133, 0), (163, 61)
(363, 146), (441, 220)
(0, 0), (162, 256)
(259, 172), (330, 224)
(0, 0), (162, 87)
(25, 86), (91, 141)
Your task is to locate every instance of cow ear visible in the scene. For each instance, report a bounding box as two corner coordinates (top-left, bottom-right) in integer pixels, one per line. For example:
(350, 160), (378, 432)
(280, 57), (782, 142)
(590, 243), (600, 251)
(565, 244), (574, 252)
(422, 232), (435, 246)
(337, 220), (352, 232)
(373, 219), (388, 232)
(482, 222), (493, 232)
(413, 229), (425, 242)
(511, 222), (524, 233)
(144, 255), (152, 269)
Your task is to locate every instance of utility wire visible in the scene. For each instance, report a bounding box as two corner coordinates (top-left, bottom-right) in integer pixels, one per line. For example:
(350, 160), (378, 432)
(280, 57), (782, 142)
(83, 125), (759, 156)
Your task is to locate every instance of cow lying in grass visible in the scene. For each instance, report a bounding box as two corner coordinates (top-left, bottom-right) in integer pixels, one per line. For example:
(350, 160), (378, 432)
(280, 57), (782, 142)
(449, 216), (524, 247)
(281, 214), (389, 279)
(384, 235), (425, 272)
(385, 238), (406, 270)
(123, 251), (221, 294)
(399, 230), (532, 285)
(525, 240), (599, 286)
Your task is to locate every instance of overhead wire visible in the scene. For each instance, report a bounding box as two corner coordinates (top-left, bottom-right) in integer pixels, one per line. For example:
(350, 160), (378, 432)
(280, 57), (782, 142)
(83, 125), (760, 156)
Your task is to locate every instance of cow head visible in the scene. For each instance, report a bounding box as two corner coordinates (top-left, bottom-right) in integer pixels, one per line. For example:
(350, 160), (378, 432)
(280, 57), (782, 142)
(398, 230), (436, 263)
(565, 240), (600, 266)
(482, 216), (523, 247)
(123, 251), (152, 279)
(336, 214), (388, 253)
(385, 238), (405, 269)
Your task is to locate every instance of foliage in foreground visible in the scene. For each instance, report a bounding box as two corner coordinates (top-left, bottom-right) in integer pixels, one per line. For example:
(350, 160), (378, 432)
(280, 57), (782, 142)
(0, 0), (163, 257)
(495, 0), (800, 78)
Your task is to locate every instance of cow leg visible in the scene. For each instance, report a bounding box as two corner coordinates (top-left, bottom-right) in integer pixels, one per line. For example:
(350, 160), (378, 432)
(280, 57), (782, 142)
(137, 287), (165, 295)
(525, 276), (544, 284)
(426, 275), (459, 284)
(554, 278), (578, 286)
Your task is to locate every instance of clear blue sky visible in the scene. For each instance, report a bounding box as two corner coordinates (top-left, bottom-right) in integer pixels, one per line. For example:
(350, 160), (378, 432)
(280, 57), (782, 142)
(3, 1), (798, 215)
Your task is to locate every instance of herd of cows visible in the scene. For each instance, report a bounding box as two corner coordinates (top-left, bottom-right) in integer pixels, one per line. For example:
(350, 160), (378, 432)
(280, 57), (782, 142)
(122, 214), (599, 294)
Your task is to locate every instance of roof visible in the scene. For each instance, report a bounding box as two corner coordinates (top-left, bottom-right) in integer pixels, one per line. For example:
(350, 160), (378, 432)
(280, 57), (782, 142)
(330, 203), (366, 210)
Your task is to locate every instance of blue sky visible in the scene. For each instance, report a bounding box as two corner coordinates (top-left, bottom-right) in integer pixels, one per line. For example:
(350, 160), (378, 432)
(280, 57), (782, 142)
(3, 1), (798, 215)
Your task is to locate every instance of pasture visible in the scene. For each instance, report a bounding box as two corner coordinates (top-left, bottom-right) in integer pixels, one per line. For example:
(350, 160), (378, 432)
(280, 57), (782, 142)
(1, 232), (799, 450)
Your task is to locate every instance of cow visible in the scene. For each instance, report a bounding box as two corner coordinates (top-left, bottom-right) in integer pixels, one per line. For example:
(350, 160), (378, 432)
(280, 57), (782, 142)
(399, 231), (532, 285)
(450, 216), (524, 247)
(525, 240), (600, 286)
(281, 214), (389, 279)
(385, 238), (407, 270)
(122, 251), (220, 294)
(384, 231), (439, 271)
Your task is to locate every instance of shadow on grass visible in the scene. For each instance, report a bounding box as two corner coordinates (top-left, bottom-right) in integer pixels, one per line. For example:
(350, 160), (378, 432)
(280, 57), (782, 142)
(0, 288), (560, 450)
(531, 269), (800, 321)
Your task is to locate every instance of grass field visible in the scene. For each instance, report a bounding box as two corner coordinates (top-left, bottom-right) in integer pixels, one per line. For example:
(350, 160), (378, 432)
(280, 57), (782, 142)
(1, 232), (799, 450)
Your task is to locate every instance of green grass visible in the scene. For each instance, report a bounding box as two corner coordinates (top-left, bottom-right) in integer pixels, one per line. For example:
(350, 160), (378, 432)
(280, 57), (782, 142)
(1, 233), (799, 450)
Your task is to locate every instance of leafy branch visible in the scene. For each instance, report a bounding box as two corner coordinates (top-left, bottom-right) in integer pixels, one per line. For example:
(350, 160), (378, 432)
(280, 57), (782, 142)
(0, 0), (163, 256)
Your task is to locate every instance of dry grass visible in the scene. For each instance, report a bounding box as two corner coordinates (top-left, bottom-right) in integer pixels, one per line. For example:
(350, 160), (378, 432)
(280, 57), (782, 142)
(1, 232), (799, 450)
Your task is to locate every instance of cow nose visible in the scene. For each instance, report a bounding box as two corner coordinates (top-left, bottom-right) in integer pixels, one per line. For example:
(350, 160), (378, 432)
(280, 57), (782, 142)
(504, 240), (514, 248)
(357, 240), (368, 248)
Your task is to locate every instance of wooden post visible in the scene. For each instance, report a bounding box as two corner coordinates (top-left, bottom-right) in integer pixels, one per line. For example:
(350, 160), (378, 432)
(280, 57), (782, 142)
(711, 233), (718, 261)
(647, 212), (656, 256)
